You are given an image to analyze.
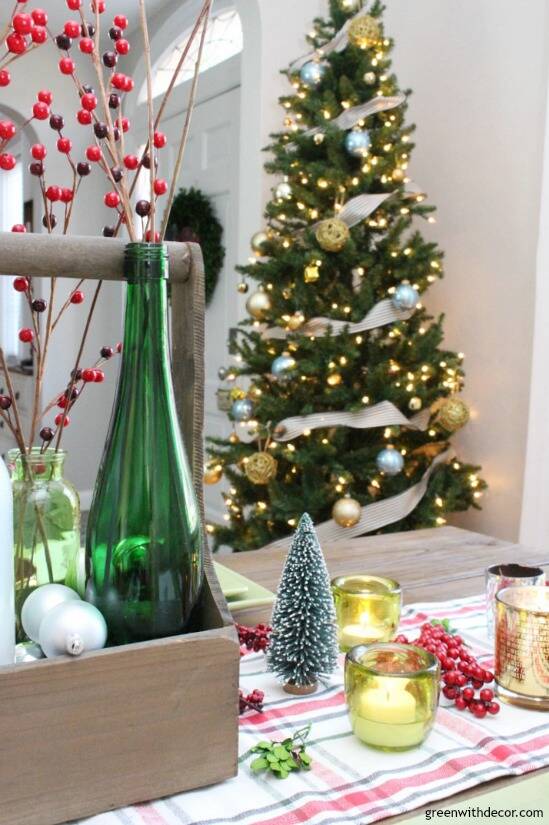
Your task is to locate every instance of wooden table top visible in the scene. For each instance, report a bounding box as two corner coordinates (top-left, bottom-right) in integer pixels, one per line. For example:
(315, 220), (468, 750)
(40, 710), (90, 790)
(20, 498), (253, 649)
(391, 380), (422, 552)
(221, 525), (549, 822)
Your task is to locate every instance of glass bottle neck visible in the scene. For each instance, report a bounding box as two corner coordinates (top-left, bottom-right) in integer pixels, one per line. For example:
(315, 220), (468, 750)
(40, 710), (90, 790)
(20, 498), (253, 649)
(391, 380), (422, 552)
(122, 242), (170, 366)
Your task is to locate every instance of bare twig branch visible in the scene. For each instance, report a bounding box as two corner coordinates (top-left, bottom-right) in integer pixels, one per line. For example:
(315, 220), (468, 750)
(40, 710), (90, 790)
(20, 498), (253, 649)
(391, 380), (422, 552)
(160, 0), (212, 239)
(139, 0), (156, 240)
(0, 348), (26, 453)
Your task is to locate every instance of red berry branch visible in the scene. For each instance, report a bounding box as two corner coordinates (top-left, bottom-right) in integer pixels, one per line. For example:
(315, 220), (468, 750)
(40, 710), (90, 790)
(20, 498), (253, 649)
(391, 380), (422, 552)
(395, 620), (500, 718)
(236, 623), (271, 715)
(0, 0), (213, 457)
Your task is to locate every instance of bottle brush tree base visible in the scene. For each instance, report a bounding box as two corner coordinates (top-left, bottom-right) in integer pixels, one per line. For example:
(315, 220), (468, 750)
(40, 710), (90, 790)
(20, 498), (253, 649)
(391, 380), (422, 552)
(284, 680), (318, 696)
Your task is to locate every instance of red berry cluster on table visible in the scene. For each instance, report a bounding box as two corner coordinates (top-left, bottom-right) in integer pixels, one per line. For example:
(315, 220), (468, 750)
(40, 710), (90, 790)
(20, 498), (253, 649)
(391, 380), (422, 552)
(236, 622), (272, 655)
(0, 0), (211, 455)
(239, 688), (265, 715)
(395, 620), (500, 718)
(236, 623), (271, 715)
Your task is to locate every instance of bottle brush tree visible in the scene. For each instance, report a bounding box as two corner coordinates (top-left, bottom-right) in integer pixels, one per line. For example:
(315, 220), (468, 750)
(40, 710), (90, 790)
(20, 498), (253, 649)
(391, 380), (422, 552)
(267, 513), (338, 694)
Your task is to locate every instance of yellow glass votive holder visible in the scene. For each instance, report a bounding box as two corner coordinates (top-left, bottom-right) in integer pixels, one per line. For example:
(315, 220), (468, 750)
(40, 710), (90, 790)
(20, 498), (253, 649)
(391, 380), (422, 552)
(332, 574), (402, 651)
(495, 586), (549, 710)
(345, 643), (440, 751)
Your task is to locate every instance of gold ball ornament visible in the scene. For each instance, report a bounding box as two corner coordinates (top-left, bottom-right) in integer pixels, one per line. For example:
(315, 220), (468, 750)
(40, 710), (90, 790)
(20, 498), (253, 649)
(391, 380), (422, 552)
(245, 451), (278, 485)
(327, 372), (342, 387)
(348, 15), (381, 48)
(315, 218), (350, 252)
(392, 168), (405, 182)
(409, 396), (422, 411)
(229, 431), (240, 444)
(287, 311), (305, 331)
(363, 71), (376, 85)
(313, 133), (325, 145)
(237, 281), (249, 294)
(433, 396), (470, 432)
(204, 463), (223, 485)
(304, 263), (320, 283)
(332, 496), (362, 528)
(246, 290), (272, 320)
(251, 230), (269, 255)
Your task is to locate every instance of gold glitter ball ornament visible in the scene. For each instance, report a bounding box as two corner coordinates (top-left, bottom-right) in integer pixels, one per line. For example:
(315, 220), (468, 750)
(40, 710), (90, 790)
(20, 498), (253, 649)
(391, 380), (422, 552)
(204, 463), (223, 485)
(245, 451), (278, 485)
(315, 218), (350, 252)
(433, 396), (470, 432)
(287, 311), (305, 331)
(251, 230), (269, 255)
(246, 290), (272, 319)
(332, 496), (361, 528)
(304, 263), (320, 283)
(348, 15), (381, 48)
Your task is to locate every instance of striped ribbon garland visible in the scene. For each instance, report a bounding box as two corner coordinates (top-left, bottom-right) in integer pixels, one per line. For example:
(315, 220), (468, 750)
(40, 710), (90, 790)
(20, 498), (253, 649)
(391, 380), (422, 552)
(290, 8), (368, 70)
(259, 449), (451, 552)
(286, 95), (406, 149)
(262, 297), (413, 340)
(273, 400), (430, 442)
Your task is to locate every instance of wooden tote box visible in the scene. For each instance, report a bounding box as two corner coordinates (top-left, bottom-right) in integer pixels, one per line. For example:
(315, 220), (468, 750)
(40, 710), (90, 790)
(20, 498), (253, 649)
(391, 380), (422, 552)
(0, 234), (240, 825)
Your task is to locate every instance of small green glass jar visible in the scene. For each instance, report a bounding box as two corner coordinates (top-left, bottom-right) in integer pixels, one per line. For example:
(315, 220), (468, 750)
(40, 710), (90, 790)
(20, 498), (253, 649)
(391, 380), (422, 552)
(345, 643), (440, 751)
(332, 574), (401, 651)
(8, 448), (80, 642)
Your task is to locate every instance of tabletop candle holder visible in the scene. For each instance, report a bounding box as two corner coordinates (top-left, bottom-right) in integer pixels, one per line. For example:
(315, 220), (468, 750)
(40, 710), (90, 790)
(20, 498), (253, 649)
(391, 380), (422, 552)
(332, 574), (401, 651)
(345, 643), (440, 751)
(486, 563), (545, 640)
(495, 586), (549, 710)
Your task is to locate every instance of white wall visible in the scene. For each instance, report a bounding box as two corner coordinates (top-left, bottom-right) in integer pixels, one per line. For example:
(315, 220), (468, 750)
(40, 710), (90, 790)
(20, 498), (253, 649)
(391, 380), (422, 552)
(381, 0), (549, 541)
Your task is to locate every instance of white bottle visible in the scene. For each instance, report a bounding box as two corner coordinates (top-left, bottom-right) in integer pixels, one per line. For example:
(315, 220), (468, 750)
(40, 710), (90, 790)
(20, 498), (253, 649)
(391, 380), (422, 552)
(0, 456), (14, 665)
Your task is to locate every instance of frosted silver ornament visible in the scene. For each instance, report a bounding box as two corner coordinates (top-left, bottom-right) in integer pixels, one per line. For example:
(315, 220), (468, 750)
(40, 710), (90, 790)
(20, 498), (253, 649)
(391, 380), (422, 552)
(376, 447), (404, 476)
(218, 366), (228, 381)
(21, 583), (80, 643)
(275, 182), (292, 200)
(299, 61), (326, 88)
(15, 641), (44, 663)
(344, 129), (371, 157)
(392, 284), (419, 311)
(231, 398), (254, 422)
(271, 352), (296, 380)
(39, 600), (107, 658)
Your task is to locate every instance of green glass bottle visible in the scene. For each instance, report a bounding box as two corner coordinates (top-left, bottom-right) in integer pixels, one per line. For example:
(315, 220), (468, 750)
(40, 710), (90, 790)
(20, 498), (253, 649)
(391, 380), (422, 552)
(85, 242), (203, 644)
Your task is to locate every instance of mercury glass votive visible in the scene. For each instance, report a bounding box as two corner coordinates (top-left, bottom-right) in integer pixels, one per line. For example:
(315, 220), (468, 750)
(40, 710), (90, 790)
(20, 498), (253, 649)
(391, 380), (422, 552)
(495, 586), (549, 710)
(345, 643), (440, 751)
(332, 575), (401, 651)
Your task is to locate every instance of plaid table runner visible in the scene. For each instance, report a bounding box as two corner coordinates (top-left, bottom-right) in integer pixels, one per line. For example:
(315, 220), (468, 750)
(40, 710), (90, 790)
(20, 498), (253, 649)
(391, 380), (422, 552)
(82, 595), (549, 825)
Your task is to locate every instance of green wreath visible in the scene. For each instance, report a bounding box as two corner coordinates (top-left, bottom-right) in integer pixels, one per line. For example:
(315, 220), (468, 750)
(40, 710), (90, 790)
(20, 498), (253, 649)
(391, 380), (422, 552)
(167, 187), (225, 305)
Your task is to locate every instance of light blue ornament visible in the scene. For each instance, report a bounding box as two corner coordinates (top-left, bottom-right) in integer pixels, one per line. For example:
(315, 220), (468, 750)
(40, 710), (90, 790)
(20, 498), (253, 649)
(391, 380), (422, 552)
(271, 353), (296, 381)
(392, 284), (419, 311)
(300, 61), (326, 87)
(344, 130), (371, 157)
(231, 398), (253, 422)
(376, 448), (404, 476)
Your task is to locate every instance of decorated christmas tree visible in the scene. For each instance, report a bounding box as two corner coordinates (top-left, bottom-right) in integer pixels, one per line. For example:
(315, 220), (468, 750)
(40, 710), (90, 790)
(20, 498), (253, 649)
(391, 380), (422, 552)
(267, 514), (338, 693)
(207, 0), (486, 551)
